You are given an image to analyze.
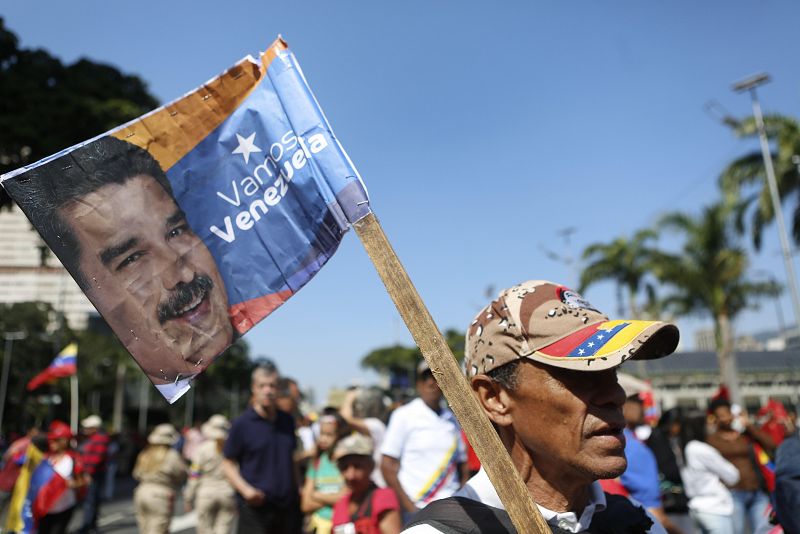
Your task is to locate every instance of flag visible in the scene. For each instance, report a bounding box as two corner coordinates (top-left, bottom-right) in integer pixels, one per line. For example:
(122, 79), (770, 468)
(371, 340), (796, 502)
(20, 458), (68, 532)
(4, 444), (45, 533)
(26, 343), (78, 392)
(1, 38), (369, 403)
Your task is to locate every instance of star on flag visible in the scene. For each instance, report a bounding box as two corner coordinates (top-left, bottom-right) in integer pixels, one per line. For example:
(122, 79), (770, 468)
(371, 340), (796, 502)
(232, 132), (262, 164)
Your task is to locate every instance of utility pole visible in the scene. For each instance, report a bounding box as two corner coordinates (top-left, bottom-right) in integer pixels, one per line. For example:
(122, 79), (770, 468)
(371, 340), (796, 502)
(732, 73), (800, 340)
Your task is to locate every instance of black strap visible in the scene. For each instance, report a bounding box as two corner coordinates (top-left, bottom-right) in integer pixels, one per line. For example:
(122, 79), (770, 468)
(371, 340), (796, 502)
(404, 497), (516, 534)
(351, 484), (377, 522)
(404, 494), (655, 534)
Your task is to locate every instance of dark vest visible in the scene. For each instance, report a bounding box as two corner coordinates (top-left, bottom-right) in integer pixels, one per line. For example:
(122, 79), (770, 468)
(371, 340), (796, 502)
(405, 494), (654, 534)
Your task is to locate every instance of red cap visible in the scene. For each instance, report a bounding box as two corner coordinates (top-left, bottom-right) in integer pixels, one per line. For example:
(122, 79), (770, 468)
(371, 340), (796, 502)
(47, 421), (73, 441)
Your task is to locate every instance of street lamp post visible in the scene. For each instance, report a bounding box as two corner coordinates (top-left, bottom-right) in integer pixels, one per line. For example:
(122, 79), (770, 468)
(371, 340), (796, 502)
(733, 73), (800, 341)
(1, 331), (27, 434)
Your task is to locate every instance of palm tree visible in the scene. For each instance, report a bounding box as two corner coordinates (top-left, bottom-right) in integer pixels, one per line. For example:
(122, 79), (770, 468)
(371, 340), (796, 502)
(579, 229), (659, 318)
(719, 114), (800, 249)
(654, 203), (781, 405)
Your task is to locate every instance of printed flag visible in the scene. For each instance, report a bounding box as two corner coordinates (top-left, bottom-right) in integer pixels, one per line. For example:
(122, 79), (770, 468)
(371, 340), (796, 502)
(4, 444), (45, 533)
(26, 343), (78, 392)
(1, 38), (370, 403)
(21, 459), (68, 532)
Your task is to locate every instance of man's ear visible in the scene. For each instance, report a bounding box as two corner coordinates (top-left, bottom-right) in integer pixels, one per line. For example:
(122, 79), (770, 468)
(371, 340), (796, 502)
(471, 375), (514, 427)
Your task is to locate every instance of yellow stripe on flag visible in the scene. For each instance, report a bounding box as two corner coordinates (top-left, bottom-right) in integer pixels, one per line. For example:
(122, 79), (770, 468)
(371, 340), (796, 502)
(59, 342), (78, 357)
(5, 444), (44, 532)
(415, 437), (458, 501)
(595, 320), (653, 357)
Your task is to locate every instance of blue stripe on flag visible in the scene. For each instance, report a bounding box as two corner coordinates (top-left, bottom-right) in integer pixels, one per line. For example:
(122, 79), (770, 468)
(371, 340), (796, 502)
(568, 322), (629, 357)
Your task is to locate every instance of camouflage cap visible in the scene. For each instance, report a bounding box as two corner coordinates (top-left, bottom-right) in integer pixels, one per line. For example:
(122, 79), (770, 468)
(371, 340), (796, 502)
(332, 433), (374, 461)
(465, 280), (679, 376)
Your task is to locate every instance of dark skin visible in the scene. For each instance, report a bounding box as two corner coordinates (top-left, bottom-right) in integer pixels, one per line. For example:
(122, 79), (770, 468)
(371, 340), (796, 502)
(711, 405), (776, 453)
(471, 361), (627, 514)
(381, 371), (469, 514)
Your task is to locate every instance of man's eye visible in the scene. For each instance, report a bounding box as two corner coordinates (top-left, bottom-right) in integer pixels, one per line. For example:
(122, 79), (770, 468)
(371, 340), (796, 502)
(168, 224), (189, 239)
(116, 252), (144, 271)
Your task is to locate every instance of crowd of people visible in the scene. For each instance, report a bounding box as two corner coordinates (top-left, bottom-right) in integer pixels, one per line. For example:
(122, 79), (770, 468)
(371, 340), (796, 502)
(1, 280), (799, 533)
(605, 383), (798, 534)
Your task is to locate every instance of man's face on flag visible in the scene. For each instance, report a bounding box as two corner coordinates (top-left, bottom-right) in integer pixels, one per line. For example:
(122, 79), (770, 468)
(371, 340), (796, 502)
(61, 174), (234, 382)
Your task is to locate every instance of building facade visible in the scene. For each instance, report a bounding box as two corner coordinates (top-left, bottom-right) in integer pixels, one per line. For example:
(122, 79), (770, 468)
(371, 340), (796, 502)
(0, 205), (94, 329)
(635, 350), (800, 412)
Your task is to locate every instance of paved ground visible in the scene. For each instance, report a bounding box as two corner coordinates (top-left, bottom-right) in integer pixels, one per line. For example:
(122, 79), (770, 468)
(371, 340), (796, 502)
(67, 477), (197, 533)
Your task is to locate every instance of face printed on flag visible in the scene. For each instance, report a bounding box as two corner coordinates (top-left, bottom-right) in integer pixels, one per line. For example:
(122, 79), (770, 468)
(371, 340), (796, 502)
(1, 38), (370, 402)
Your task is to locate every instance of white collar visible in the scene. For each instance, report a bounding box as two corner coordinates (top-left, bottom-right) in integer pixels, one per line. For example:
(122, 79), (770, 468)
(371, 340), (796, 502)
(454, 467), (607, 533)
(155, 376), (194, 404)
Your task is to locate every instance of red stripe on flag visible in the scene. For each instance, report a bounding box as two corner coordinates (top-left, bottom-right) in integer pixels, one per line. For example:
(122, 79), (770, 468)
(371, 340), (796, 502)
(26, 363), (77, 392)
(538, 322), (604, 357)
(228, 290), (294, 334)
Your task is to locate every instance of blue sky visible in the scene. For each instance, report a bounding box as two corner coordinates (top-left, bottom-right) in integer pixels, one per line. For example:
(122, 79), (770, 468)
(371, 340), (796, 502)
(4, 1), (800, 403)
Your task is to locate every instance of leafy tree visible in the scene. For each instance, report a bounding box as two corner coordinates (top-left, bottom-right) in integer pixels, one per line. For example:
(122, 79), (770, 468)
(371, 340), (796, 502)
(360, 329), (465, 387)
(719, 114), (800, 248)
(0, 17), (158, 208)
(192, 338), (255, 420)
(579, 229), (660, 318)
(0, 301), (74, 432)
(654, 203), (781, 404)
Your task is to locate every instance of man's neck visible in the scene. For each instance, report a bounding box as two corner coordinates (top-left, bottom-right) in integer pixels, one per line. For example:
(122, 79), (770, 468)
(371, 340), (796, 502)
(253, 402), (277, 421)
(422, 398), (441, 414)
(509, 437), (590, 515)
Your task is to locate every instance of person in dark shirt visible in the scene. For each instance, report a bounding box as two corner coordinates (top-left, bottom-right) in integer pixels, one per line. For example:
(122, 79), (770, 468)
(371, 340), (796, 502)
(77, 415), (110, 534)
(774, 429), (800, 533)
(222, 359), (300, 533)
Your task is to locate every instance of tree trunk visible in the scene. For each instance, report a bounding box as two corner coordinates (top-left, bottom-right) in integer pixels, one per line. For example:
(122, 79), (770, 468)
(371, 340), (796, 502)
(715, 313), (742, 406)
(627, 286), (639, 319)
(112, 361), (126, 433)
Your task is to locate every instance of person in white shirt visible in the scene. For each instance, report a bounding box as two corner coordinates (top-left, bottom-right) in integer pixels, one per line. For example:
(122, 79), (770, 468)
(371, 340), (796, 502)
(679, 410), (740, 533)
(402, 280), (680, 533)
(381, 361), (469, 521)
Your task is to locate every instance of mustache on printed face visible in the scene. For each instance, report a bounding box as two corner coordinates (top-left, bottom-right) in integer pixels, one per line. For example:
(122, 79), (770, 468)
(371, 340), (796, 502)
(157, 274), (213, 324)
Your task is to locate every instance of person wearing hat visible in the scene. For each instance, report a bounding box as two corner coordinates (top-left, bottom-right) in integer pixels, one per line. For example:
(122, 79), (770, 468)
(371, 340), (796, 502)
(77, 414), (111, 534)
(184, 415), (236, 534)
(332, 434), (401, 534)
(380, 360), (468, 522)
(34, 420), (89, 534)
(403, 280), (680, 533)
(133, 423), (187, 534)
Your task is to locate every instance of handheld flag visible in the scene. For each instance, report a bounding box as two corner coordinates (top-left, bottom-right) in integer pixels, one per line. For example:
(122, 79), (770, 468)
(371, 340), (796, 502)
(26, 343), (78, 392)
(2, 38), (369, 403)
(4, 444), (44, 533)
(21, 459), (68, 532)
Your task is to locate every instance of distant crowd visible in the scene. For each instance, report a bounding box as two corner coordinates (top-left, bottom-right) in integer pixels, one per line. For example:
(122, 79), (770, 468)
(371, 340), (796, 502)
(0, 362), (799, 533)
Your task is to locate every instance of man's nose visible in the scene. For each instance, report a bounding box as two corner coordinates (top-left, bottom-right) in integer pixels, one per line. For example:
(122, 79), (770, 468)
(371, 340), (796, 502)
(160, 246), (195, 289)
(597, 371), (627, 407)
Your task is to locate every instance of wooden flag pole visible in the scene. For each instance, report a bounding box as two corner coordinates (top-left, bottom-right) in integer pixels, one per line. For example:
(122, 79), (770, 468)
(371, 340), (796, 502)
(354, 212), (549, 534)
(70, 374), (79, 435)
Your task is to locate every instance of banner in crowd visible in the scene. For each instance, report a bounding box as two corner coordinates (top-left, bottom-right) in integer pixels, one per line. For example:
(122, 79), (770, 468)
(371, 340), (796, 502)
(1, 38), (370, 402)
(26, 343), (78, 392)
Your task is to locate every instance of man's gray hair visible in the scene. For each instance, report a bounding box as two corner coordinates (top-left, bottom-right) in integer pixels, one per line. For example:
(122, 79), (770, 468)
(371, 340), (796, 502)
(487, 359), (522, 392)
(251, 358), (279, 384)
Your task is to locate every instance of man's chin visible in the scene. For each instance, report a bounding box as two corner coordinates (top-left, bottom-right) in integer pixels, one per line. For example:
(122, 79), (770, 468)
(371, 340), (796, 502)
(592, 458), (628, 480)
